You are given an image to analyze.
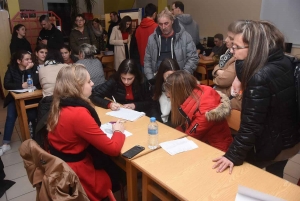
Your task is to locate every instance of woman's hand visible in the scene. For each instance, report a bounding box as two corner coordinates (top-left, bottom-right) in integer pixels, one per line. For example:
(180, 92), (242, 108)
(22, 82), (28, 89)
(112, 119), (125, 133)
(231, 76), (241, 97)
(212, 156), (234, 174)
(123, 39), (128, 44)
(123, 103), (135, 110)
(110, 102), (121, 111)
(216, 69), (224, 76)
(26, 62), (34, 70)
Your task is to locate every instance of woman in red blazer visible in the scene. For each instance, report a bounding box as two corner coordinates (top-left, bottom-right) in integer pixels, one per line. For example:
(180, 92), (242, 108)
(47, 64), (125, 201)
(164, 70), (232, 152)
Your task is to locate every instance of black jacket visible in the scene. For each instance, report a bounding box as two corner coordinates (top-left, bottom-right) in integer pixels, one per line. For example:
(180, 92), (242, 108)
(3, 65), (40, 107)
(90, 77), (153, 113)
(10, 37), (32, 55)
(224, 48), (300, 165)
(38, 24), (64, 50)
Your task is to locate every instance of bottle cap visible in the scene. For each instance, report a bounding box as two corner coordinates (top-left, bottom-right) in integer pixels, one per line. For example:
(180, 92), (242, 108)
(150, 117), (156, 122)
(28, 75), (31, 78)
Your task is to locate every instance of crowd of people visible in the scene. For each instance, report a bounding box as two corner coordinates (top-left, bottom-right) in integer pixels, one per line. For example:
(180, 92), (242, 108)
(0, 1), (299, 200)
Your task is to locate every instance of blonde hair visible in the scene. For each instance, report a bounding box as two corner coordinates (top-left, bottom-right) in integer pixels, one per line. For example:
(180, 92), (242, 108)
(157, 7), (175, 21)
(47, 64), (91, 131)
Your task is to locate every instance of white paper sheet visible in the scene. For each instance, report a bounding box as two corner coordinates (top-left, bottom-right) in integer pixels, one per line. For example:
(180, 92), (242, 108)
(8, 86), (37, 93)
(235, 185), (285, 201)
(159, 137), (198, 156)
(100, 123), (132, 139)
(106, 108), (145, 121)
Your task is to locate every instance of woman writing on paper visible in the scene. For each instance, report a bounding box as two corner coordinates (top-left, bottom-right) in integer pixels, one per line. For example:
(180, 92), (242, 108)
(47, 64), (125, 200)
(163, 71), (232, 152)
(90, 59), (160, 119)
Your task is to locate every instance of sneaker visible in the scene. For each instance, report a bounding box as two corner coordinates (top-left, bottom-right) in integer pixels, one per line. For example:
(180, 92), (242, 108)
(1, 144), (11, 153)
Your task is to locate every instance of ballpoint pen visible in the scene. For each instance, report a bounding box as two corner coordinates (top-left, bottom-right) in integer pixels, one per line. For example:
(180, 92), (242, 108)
(109, 121), (126, 124)
(112, 96), (116, 103)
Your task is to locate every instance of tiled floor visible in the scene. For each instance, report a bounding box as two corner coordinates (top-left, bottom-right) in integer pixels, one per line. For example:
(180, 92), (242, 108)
(0, 98), (299, 200)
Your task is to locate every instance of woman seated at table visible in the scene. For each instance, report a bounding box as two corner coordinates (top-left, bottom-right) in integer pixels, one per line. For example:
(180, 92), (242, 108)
(1, 50), (40, 156)
(90, 59), (160, 118)
(76, 43), (105, 88)
(153, 58), (180, 123)
(163, 70), (232, 152)
(212, 30), (242, 110)
(33, 44), (48, 70)
(60, 44), (78, 64)
(47, 64), (125, 200)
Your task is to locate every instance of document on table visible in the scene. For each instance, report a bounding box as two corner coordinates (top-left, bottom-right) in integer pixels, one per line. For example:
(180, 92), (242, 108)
(100, 123), (132, 139)
(8, 86), (37, 93)
(106, 108), (145, 121)
(159, 137), (198, 156)
(235, 185), (285, 201)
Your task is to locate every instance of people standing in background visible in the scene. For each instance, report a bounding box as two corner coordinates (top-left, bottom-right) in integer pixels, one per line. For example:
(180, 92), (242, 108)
(135, 3), (158, 71)
(212, 20), (300, 178)
(91, 18), (108, 52)
(37, 15), (64, 51)
(107, 12), (121, 51)
(109, 16), (132, 71)
(33, 44), (48, 71)
(10, 24), (32, 55)
(164, 71), (232, 152)
(144, 7), (198, 81)
(1, 50), (40, 156)
(69, 14), (98, 55)
(171, 1), (203, 51)
(76, 43), (105, 88)
(200, 33), (227, 61)
(60, 45), (78, 64)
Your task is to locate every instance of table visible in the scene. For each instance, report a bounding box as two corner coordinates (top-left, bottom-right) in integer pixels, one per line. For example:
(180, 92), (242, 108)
(198, 58), (216, 69)
(10, 90), (43, 141)
(95, 106), (187, 201)
(133, 136), (300, 201)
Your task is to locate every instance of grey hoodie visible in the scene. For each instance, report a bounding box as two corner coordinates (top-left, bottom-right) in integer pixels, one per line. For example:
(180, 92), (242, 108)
(176, 14), (200, 46)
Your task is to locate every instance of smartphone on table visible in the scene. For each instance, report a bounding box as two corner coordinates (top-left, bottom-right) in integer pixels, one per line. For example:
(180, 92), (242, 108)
(122, 145), (145, 159)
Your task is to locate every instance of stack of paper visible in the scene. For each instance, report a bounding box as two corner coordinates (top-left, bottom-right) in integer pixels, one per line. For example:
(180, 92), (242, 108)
(106, 108), (145, 121)
(159, 137), (198, 155)
(235, 186), (285, 201)
(8, 86), (37, 93)
(100, 123), (132, 139)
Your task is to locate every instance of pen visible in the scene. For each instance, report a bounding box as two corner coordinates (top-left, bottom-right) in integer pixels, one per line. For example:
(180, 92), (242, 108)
(112, 96), (116, 103)
(38, 37), (42, 41)
(109, 121), (126, 124)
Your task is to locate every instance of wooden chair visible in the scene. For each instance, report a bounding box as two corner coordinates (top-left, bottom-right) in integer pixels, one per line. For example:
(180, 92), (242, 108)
(195, 65), (214, 86)
(226, 109), (241, 131)
(101, 55), (116, 80)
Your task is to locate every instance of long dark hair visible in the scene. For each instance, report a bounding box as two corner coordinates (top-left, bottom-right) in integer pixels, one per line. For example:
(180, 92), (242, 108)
(12, 24), (25, 39)
(153, 58), (180, 100)
(33, 44), (48, 66)
(45, 49), (64, 64)
(119, 16), (132, 34)
(10, 50), (31, 69)
(114, 59), (143, 87)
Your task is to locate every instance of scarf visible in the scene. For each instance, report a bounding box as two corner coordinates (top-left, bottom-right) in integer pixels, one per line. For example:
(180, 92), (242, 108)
(219, 49), (233, 68)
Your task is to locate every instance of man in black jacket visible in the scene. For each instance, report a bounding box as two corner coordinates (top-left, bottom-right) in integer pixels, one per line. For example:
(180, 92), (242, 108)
(37, 15), (64, 50)
(106, 12), (120, 51)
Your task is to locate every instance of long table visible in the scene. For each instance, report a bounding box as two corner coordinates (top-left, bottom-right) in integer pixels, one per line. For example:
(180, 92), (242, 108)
(132, 136), (300, 201)
(95, 107), (186, 201)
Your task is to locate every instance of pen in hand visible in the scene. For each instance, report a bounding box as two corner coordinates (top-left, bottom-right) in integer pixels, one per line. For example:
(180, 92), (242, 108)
(111, 96), (120, 111)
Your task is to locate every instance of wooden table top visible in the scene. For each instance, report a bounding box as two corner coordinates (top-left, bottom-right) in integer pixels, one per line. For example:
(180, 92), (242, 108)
(10, 89), (43, 100)
(132, 136), (300, 201)
(95, 106), (186, 160)
(198, 58), (216, 65)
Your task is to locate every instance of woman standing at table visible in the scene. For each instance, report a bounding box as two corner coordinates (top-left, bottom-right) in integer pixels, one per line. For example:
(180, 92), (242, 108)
(109, 16), (132, 70)
(163, 71), (232, 152)
(153, 58), (180, 123)
(212, 20), (300, 177)
(9, 24), (32, 55)
(90, 59), (160, 119)
(33, 44), (48, 70)
(47, 64), (125, 200)
(0, 50), (40, 156)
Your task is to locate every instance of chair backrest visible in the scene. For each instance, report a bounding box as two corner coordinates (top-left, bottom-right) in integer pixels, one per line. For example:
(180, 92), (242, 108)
(101, 55), (114, 64)
(226, 109), (241, 131)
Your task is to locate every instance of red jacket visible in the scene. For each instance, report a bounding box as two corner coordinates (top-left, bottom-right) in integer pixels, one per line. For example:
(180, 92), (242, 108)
(135, 18), (157, 66)
(48, 107), (125, 201)
(177, 85), (233, 152)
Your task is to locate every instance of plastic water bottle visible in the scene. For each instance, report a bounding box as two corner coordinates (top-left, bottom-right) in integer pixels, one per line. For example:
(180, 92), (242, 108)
(203, 51), (206, 56)
(28, 122), (33, 139)
(148, 117), (158, 150)
(27, 75), (34, 92)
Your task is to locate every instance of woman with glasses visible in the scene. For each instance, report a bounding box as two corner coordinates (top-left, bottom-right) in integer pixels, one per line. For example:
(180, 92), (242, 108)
(212, 20), (300, 177)
(90, 59), (159, 118)
(163, 70), (232, 152)
(212, 28), (242, 110)
(153, 58), (180, 123)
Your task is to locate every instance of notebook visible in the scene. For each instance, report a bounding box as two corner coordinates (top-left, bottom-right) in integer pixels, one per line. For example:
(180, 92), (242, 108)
(106, 108), (145, 121)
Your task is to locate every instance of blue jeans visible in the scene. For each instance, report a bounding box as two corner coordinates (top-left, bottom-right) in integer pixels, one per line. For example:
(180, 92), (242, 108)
(3, 101), (37, 144)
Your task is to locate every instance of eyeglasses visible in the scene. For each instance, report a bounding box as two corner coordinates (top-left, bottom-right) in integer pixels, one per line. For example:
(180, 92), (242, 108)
(231, 45), (249, 51)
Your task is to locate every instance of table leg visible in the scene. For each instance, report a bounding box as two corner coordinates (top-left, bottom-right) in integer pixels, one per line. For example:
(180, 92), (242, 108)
(142, 174), (153, 201)
(126, 161), (138, 201)
(14, 100), (26, 141)
(19, 100), (30, 140)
